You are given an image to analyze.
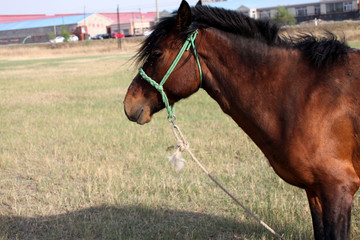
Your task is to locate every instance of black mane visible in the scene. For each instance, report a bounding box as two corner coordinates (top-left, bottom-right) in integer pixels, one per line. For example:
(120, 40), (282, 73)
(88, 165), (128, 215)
(189, 6), (280, 45)
(136, 5), (349, 68)
(290, 32), (349, 68)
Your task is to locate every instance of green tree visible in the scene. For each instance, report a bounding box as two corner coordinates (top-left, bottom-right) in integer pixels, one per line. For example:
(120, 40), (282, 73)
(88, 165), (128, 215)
(61, 26), (71, 42)
(48, 32), (55, 40)
(48, 32), (56, 40)
(274, 6), (296, 26)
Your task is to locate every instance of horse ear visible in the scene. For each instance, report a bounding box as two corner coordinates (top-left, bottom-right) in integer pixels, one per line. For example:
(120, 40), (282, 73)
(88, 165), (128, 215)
(176, 0), (192, 31)
(195, 0), (202, 7)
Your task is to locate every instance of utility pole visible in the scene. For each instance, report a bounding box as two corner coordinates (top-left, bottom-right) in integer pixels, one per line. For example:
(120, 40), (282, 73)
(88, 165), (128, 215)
(117, 5), (122, 49)
(84, 5), (86, 40)
(84, 6), (86, 26)
(84, 5), (86, 26)
(156, 0), (159, 22)
(139, 8), (143, 35)
(132, 12), (135, 36)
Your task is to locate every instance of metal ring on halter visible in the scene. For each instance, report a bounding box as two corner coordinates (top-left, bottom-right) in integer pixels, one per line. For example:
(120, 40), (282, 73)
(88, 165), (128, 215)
(167, 115), (177, 124)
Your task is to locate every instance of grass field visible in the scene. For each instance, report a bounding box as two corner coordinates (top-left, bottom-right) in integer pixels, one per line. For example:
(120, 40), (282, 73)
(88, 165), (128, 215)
(0, 41), (359, 239)
(349, 41), (360, 49)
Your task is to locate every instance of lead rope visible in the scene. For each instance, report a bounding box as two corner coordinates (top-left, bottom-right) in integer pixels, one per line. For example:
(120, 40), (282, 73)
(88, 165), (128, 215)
(169, 121), (285, 240)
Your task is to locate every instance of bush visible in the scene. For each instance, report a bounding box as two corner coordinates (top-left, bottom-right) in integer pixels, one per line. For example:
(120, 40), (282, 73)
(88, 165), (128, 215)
(48, 32), (55, 40)
(61, 26), (71, 42)
(274, 6), (296, 26)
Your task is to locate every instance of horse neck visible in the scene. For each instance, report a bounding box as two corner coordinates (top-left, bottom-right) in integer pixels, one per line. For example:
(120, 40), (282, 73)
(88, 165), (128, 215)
(198, 29), (302, 151)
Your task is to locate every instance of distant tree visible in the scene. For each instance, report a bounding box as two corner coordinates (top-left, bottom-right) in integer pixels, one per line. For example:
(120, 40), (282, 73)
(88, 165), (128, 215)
(48, 32), (55, 40)
(61, 26), (71, 42)
(274, 6), (296, 26)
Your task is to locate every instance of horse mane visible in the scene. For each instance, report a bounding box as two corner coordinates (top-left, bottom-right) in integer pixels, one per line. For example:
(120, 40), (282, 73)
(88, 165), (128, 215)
(287, 32), (349, 68)
(188, 6), (280, 45)
(136, 5), (349, 68)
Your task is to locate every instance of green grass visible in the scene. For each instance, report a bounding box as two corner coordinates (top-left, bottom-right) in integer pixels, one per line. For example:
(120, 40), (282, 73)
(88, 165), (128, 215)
(349, 41), (360, 49)
(0, 52), (359, 239)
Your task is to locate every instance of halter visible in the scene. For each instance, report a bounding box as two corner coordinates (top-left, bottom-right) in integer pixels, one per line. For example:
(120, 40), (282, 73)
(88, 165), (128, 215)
(138, 30), (202, 122)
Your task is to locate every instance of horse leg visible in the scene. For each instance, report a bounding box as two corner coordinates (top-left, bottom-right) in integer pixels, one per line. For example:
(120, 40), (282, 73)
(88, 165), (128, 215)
(321, 185), (353, 240)
(306, 184), (354, 240)
(306, 189), (324, 240)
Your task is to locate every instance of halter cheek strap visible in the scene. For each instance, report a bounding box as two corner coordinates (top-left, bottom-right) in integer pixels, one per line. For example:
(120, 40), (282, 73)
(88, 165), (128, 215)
(138, 30), (202, 120)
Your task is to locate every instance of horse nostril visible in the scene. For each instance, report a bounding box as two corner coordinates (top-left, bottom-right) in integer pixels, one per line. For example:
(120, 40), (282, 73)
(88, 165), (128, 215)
(136, 108), (144, 121)
(124, 105), (144, 122)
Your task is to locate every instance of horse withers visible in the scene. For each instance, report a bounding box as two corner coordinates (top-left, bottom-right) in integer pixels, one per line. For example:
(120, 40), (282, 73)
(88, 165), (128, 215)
(124, 1), (360, 239)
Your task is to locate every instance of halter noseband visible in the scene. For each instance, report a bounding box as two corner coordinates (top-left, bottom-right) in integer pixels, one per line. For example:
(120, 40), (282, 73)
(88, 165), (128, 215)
(138, 30), (202, 121)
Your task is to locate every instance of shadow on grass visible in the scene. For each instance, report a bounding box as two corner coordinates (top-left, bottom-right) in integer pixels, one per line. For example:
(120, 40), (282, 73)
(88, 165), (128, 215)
(0, 205), (295, 239)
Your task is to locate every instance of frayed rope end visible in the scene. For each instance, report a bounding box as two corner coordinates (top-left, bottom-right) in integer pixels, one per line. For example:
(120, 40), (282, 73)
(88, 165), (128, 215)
(168, 148), (186, 171)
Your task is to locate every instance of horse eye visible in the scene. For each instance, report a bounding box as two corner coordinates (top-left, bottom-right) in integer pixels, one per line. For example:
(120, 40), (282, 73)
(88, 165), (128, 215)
(152, 50), (163, 58)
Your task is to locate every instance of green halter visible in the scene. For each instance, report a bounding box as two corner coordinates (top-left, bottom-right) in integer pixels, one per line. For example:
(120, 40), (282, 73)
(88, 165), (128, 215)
(138, 30), (202, 121)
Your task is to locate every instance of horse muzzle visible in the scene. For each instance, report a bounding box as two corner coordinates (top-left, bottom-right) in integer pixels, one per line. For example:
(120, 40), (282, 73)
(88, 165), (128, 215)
(124, 93), (153, 125)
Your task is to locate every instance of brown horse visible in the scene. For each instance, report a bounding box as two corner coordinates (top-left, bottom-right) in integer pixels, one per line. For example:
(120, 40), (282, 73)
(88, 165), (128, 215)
(124, 1), (360, 239)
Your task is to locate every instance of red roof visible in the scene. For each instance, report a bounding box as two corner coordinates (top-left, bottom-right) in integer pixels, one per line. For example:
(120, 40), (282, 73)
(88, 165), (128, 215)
(0, 13), (85, 24)
(0, 12), (156, 25)
(0, 14), (46, 23)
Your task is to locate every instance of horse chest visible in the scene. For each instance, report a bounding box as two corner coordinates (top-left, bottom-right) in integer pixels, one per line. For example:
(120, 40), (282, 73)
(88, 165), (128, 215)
(264, 152), (310, 188)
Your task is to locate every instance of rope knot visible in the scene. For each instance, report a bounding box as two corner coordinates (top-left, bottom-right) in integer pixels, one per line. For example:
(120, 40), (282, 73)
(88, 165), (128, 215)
(171, 125), (188, 150)
(177, 139), (189, 152)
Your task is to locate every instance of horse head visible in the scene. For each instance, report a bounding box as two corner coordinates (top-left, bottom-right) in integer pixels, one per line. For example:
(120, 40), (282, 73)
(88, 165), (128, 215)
(124, 1), (202, 124)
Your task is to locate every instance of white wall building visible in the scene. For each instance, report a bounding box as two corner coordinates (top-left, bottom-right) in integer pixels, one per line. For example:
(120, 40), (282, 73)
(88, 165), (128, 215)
(204, 0), (359, 23)
(254, 0), (358, 22)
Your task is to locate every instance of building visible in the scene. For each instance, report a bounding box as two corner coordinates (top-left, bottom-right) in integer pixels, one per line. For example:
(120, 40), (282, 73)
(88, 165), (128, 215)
(0, 13), (112, 45)
(1, 1), (358, 45)
(256, 0), (359, 23)
(100, 12), (156, 37)
(0, 11), (157, 45)
(204, 0), (359, 23)
(77, 14), (113, 38)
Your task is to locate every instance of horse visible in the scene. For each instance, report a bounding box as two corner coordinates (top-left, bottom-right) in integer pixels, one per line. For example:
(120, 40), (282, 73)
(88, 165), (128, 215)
(124, 1), (360, 239)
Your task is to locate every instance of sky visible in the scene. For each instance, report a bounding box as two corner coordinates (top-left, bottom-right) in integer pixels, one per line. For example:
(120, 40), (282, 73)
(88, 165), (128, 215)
(0, 0), (199, 15)
(0, 0), (318, 15)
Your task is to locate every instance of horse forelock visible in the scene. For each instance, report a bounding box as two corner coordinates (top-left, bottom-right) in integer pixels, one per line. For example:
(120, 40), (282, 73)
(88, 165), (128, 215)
(134, 16), (177, 65)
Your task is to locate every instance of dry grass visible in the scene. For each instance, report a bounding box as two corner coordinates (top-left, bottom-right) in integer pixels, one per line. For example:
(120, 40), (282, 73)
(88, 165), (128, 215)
(282, 21), (360, 42)
(0, 38), (140, 60)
